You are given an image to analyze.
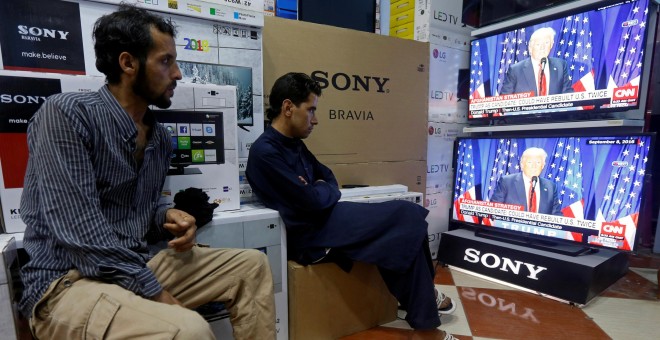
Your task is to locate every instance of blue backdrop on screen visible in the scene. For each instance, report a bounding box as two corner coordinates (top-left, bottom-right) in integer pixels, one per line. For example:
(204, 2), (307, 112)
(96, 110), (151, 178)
(0, 0), (85, 75)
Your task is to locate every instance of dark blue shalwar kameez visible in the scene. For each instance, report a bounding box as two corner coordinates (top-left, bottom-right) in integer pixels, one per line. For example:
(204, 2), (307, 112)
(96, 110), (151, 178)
(246, 127), (440, 329)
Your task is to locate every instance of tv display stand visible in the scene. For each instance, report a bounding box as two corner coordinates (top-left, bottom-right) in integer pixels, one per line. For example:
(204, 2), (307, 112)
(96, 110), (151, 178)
(474, 228), (598, 257)
(438, 229), (627, 305)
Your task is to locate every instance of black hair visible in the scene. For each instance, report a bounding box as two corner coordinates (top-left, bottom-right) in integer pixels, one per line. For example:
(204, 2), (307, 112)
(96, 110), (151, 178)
(93, 4), (177, 84)
(266, 72), (322, 120)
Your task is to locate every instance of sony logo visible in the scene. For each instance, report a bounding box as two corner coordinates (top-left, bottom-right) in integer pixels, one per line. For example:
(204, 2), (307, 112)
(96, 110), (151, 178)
(311, 71), (390, 93)
(18, 25), (69, 40)
(0, 94), (48, 104)
(463, 248), (547, 280)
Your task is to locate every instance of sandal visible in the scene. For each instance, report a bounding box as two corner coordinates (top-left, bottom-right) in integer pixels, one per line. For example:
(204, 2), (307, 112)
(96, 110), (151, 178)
(436, 291), (457, 315)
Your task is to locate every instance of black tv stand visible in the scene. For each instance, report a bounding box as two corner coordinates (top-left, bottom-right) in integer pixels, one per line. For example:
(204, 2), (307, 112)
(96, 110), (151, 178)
(167, 167), (203, 176)
(438, 229), (628, 305)
(474, 228), (598, 256)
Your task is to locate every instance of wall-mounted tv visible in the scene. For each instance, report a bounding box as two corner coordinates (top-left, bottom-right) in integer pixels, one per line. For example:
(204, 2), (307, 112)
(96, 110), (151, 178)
(156, 110), (225, 175)
(451, 133), (655, 252)
(177, 61), (253, 127)
(468, 0), (655, 122)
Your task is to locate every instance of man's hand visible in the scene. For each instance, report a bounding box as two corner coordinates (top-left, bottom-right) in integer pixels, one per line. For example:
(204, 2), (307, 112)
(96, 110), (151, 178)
(152, 289), (183, 306)
(164, 208), (197, 252)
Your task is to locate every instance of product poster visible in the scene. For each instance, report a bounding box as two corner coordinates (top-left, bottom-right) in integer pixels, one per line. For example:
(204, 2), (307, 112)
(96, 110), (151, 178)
(0, 75), (62, 189)
(0, 0), (85, 75)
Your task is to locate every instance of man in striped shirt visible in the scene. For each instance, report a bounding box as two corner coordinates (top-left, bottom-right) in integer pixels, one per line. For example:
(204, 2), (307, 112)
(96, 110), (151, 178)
(18, 5), (275, 339)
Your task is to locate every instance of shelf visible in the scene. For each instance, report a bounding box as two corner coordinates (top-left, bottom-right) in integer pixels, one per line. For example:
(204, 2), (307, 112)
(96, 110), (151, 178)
(463, 119), (645, 134)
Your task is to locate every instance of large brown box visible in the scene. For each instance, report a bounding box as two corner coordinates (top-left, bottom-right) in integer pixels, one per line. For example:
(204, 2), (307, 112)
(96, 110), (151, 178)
(288, 261), (398, 340)
(263, 17), (429, 191)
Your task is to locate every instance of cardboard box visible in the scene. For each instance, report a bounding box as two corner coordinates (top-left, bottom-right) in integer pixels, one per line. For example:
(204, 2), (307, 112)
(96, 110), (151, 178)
(156, 83), (240, 212)
(0, 234), (18, 339)
(383, 0), (474, 42)
(288, 260), (397, 340)
(0, 71), (105, 233)
(263, 17), (429, 189)
(329, 160), (426, 196)
(425, 190), (452, 259)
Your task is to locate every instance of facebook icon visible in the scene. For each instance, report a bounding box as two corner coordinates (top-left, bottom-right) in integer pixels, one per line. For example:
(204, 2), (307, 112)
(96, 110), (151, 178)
(179, 126), (188, 134)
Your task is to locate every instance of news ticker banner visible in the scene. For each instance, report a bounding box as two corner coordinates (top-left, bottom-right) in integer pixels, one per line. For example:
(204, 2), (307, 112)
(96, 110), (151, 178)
(0, 0), (86, 75)
(468, 86), (639, 118)
(85, 0), (265, 27)
(455, 198), (633, 250)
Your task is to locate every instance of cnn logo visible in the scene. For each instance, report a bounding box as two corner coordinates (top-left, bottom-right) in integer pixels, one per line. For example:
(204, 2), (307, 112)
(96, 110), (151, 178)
(601, 222), (626, 239)
(613, 86), (638, 101)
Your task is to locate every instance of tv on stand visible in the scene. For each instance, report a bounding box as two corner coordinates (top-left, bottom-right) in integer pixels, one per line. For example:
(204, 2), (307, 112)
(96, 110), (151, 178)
(450, 133), (655, 254)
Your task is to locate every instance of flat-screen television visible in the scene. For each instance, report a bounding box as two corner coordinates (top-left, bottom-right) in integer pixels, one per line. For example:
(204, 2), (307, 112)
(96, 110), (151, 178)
(156, 110), (225, 175)
(468, 0), (655, 122)
(450, 133), (655, 253)
(299, 0), (376, 33)
(177, 61), (253, 127)
(478, 0), (574, 28)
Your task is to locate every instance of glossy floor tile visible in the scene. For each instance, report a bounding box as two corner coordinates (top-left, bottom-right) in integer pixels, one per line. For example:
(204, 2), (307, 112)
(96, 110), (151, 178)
(342, 248), (660, 340)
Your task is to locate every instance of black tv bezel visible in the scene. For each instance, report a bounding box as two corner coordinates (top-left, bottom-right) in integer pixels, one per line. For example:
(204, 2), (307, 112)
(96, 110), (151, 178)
(448, 131), (657, 253)
(466, 0), (657, 125)
(478, 0), (574, 28)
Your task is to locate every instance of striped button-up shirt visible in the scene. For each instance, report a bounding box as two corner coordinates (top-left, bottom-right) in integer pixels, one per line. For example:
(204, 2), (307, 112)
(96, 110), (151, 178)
(19, 85), (172, 317)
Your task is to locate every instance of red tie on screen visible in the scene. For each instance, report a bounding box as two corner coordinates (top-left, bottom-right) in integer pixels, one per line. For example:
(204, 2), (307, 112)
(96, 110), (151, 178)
(529, 181), (537, 213)
(538, 64), (547, 96)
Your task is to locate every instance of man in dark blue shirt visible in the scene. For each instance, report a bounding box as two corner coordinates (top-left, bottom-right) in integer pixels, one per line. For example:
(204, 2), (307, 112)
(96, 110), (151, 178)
(19, 5), (275, 339)
(246, 73), (457, 337)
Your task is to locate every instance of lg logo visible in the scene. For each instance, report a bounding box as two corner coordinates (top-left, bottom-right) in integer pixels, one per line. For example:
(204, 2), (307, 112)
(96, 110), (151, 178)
(432, 49), (447, 59)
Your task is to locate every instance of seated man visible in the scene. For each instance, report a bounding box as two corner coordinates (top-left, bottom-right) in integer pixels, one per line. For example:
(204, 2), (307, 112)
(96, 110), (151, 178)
(246, 72), (457, 337)
(19, 5), (275, 339)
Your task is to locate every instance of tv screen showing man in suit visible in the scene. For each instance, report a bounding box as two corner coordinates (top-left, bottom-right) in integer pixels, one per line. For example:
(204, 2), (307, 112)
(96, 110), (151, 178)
(451, 135), (654, 251)
(499, 27), (574, 97)
(490, 147), (562, 216)
(467, 0), (651, 120)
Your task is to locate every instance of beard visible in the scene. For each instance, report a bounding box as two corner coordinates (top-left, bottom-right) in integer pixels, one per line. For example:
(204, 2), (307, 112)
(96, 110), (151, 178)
(133, 64), (175, 109)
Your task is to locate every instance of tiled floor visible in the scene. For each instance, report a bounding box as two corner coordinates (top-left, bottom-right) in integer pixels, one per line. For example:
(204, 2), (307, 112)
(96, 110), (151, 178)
(342, 248), (660, 340)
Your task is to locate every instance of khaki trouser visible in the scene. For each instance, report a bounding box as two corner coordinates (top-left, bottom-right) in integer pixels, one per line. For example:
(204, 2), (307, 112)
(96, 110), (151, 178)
(30, 246), (276, 340)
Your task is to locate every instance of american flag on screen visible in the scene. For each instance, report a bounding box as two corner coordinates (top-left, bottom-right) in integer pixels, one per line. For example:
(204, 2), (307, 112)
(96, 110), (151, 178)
(469, 41), (486, 99)
(554, 14), (595, 92)
(607, 0), (648, 89)
(453, 140), (479, 222)
(485, 139), (520, 199)
(495, 29), (528, 95)
(545, 138), (584, 219)
(593, 139), (650, 249)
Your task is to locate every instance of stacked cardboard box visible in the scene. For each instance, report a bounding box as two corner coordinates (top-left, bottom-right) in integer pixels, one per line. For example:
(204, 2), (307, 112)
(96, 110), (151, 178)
(263, 16), (429, 194)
